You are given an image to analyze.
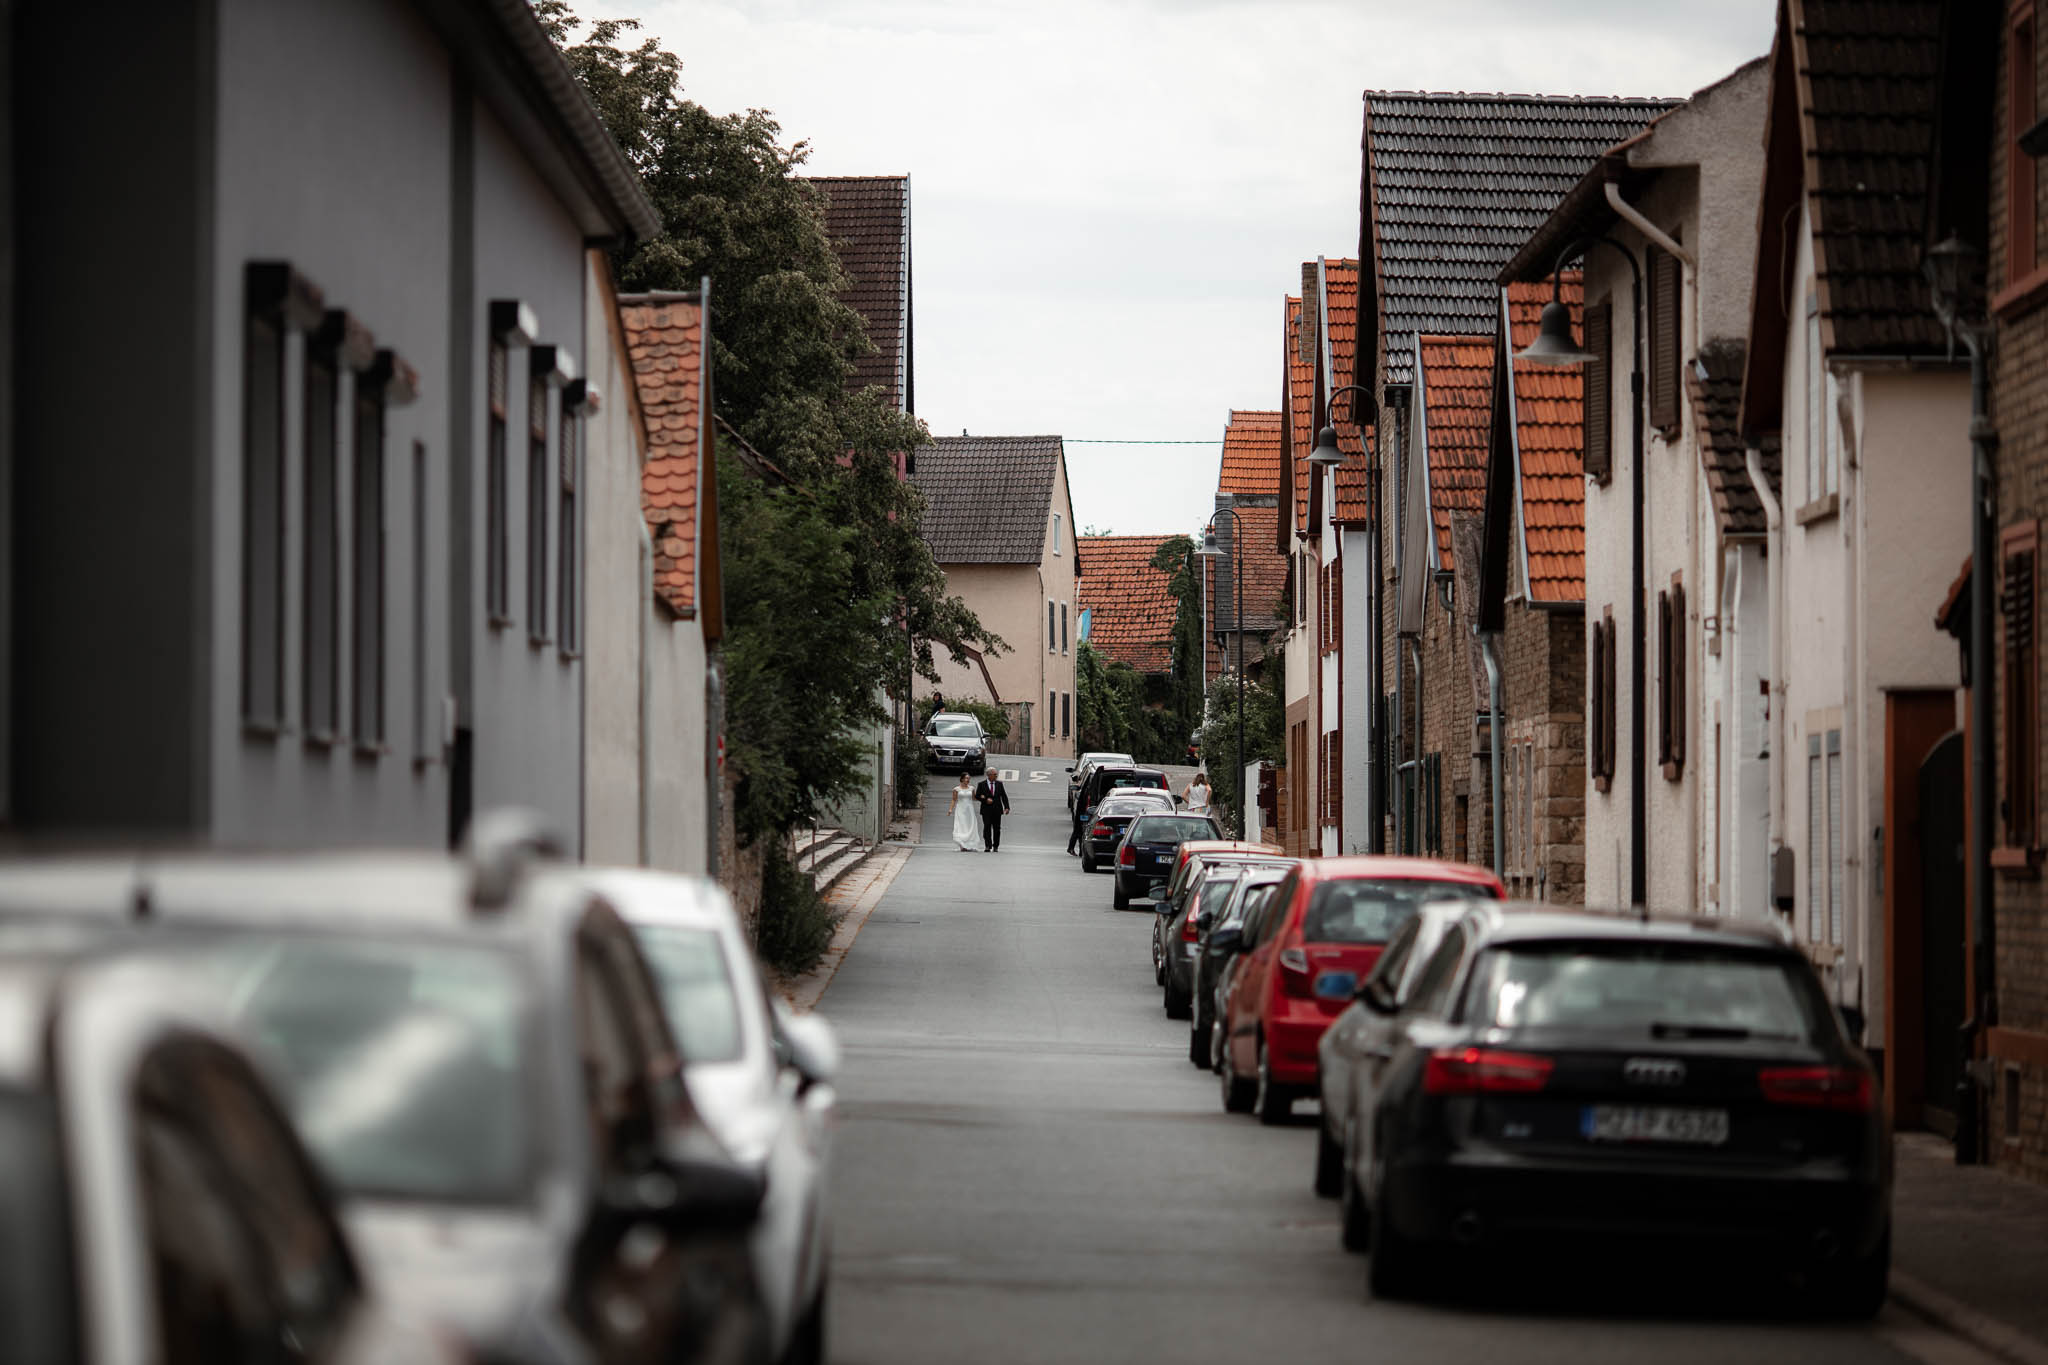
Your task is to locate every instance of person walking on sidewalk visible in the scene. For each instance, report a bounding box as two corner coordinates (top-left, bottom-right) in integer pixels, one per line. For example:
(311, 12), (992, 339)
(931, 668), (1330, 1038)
(976, 767), (1011, 851)
(1182, 771), (1212, 817)
(947, 772), (978, 852)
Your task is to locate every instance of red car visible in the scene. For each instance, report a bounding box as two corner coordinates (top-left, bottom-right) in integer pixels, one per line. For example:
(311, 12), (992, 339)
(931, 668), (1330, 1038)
(1216, 857), (1504, 1124)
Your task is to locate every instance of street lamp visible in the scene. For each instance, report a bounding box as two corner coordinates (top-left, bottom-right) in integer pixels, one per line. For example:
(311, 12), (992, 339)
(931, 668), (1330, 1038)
(1522, 237), (1649, 910)
(1200, 510), (1247, 839)
(1926, 230), (1996, 1165)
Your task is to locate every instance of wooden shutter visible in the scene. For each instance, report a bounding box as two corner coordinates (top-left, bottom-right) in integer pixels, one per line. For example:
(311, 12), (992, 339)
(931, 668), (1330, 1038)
(1330, 730), (1343, 834)
(1589, 618), (1607, 789)
(2001, 521), (2040, 852)
(1656, 590), (1672, 767)
(1584, 302), (1613, 482)
(1648, 245), (1683, 433)
(1597, 612), (1618, 789)
(1668, 579), (1686, 774)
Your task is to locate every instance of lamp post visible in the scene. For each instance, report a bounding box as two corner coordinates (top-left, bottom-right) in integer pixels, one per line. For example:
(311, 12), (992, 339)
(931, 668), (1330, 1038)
(1927, 232), (1995, 1165)
(1311, 384), (1381, 851)
(1200, 510), (1247, 838)
(1520, 237), (1648, 910)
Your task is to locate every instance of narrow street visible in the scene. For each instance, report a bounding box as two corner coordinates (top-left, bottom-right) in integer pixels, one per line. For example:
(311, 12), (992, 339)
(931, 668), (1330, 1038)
(821, 755), (1990, 1365)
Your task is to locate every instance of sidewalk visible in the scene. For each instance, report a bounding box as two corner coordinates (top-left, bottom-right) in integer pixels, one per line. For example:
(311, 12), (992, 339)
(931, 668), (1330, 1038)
(775, 800), (923, 1015)
(1892, 1132), (2048, 1365)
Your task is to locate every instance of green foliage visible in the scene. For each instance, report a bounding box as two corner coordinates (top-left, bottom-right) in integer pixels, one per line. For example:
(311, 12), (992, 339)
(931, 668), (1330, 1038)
(1150, 535), (1203, 745)
(542, 4), (1001, 844)
(1074, 642), (1180, 764)
(894, 736), (927, 809)
(932, 697), (1010, 741)
(1202, 654), (1286, 837)
(755, 845), (842, 978)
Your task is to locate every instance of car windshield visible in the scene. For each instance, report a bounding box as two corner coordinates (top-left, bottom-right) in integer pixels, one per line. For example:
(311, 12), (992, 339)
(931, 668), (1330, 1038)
(1129, 816), (1220, 843)
(1301, 879), (1494, 945)
(199, 938), (533, 1202)
(1105, 774), (1162, 789)
(929, 718), (980, 738)
(1467, 942), (1827, 1040)
(629, 925), (744, 1065)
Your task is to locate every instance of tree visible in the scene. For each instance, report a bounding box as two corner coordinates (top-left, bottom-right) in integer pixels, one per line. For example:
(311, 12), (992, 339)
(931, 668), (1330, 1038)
(1203, 652), (1285, 838)
(1150, 535), (1202, 749)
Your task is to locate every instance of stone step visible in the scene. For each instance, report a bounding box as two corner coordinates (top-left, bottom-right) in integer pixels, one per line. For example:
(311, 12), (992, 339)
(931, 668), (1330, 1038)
(794, 825), (849, 864)
(809, 840), (873, 895)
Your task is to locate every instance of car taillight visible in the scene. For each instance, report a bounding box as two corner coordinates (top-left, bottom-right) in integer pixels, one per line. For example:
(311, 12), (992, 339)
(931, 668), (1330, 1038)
(1091, 824), (1111, 836)
(1422, 1047), (1554, 1095)
(1181, 910), (1201, 942)
(1757, 1065), (1873, 1113)
(1119, 846), (1136, 866)
(1278, 947), (1314, 996)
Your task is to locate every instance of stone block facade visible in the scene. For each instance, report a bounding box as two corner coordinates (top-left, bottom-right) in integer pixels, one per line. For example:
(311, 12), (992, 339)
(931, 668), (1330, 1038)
(1500, 604), (1587, 902)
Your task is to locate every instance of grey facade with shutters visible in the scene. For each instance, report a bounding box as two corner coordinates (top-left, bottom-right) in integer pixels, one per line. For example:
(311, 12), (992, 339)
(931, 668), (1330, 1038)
(4, 0), (656, 850)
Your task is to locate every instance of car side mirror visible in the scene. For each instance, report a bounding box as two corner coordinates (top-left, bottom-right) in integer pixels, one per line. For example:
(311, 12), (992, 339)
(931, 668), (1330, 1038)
(1210, 926), (1245, 954)
(1836, 1005), (1867, 1047)
(1066, 766), (1075, 773)
(1173, 795), (1186, 807)
(781, 1013), (841, 1088)
(1357, 979), (1397, 1016)
(594, 1154), (764, 1238)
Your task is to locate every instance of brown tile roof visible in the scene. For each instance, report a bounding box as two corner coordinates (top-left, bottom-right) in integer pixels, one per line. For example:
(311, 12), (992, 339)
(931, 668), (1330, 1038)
(619, 292), (705, 614)
(1287, 296), (1314, 537)
(1688, 338), (1775, 538)
(1079, 535), (1177, 674)
(1205, 502), (1289, 638)
(807, 175), (912, 409)
(1417, 334), (1497, 572)
(1219, 411), (1283, 495)
(1504, 278), (1586, 601)
(912, 435), (1063, 564)
(1321, 259), (1376, 523)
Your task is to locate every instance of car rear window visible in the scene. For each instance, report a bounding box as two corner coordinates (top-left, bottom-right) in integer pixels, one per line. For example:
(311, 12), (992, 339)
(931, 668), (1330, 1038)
(1301, 879), (1495, 945)
(630, 925), (744, 1065)
(1129, 816), (1220, 842)
(1196, 875), (1242, 918)
(1105, 773), (1164, 790)
(1466, 942), (1828, 1041)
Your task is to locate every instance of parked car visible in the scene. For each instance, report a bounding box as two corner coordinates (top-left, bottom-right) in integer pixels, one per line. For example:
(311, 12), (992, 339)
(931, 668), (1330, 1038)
(589, 868), (839, 1365)
(1315, 899), (1471, 1215)
(923, 712), (990, 774)
(1181, 864), (1292, 1052)
(1072, 764), (1171, 832)
(1159, 840), (1286, 906)
(1206, 876), (1290, 1076)
(1066, 752), (1133, 811)
(0, 921), (459, 1365)
(1112, 811), (1222, 910)
(0, 830), (772, 1365)
(1151, 850), (1288, 987)
(1341, 903), (1889, 1314)
(1214, 856), (1504, 1124)
(1152, 862), (1246, 1009)
(1080, 790), (1176, 872)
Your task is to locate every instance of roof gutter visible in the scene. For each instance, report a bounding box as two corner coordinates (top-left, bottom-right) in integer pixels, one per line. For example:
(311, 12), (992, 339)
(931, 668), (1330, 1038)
(1605, 182), (1692, 267)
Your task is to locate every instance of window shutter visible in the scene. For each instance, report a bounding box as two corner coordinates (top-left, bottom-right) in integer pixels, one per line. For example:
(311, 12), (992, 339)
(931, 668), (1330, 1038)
(1648, 246), (1682, 433)
(1589, 618), (1607, 787)
(1330, 730), (1343, 834)
(1584, 302), (1612, 482)
(1670, 580), (1687, 771)
(2001, 521), (2040, 850)
(1656, 590), (1672, 767)
(1602, 615), (1618, 784)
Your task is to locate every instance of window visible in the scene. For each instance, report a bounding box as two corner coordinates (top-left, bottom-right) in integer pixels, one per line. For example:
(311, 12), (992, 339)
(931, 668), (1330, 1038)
(526, 358), (550, 643)
(1421, 752), (1443, 855)
(558, 394), (582, 658)
(1408, 926), (1468, 1019)
(1052, 512), (1061, 555)
(352, 359), (386, 748)
(1063, 690), (1071, 738)
(1647, 242), (1683, 433)
(2000, 521), (2040, 860)
(1804, 292), (1839, 507)
(1590, 611), (1617, 791)
(1061, 601), (1069, 654)
(302, 320), (343, 743)
(1049, 599), (1056, 652)
(412, 441), (432, 766)
(1806, 724), (1845, 945)
(1050, 690), (1057, 736)
(486, 338), (510, 624)
(241, 264), (301, 732)
(1657, 576), (1687, 779)
(1327, 730), (1342, 830)
(1583, 300), (1612, 482)
(2010, 6), (2038, 288)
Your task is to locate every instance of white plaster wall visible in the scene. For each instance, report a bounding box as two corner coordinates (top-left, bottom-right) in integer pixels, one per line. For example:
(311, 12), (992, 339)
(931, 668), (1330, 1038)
(647, 613), (709, 873)
(1340, 524), (1376, 852)
(1721, 543), (1772, 921)
(1320, 467), (1343, 854)
(1581, 247), (1633, 908)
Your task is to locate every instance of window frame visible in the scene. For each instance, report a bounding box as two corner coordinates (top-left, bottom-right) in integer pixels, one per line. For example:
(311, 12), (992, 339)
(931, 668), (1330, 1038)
(558, 382), (588, 661)
(1658, 575), (1687, 779)
(351, 354), (387, 752)
(2000, 1), (2042, 317)
(525, 355), (552, 645)
(485, 337), (512, 627)
(1583, 300), (1613, 483)
(302, 311), (368, 747)
(241, 263), (318, 736)
(1646, 242), (1683, 434)
(1998, 519), (2042, 872)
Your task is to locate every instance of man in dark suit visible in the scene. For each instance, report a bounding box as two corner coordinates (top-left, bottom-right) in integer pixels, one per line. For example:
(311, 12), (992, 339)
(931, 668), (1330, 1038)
(976, 767), (1011, 851)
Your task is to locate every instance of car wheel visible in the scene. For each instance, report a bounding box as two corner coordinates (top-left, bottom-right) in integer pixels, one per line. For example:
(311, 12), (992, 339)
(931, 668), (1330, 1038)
(1314, 1118), (1343, 1198)
(784, 1276), (826, 1365)
(1113, 882), (1130, 910)
(1367, 1143), (1428, 1299)
(1813, 1224), (1889, 1320)
(1188, 1014), (1211, 1069)
(1164, 977), (1191, 1021)
(1219, 1036), (1255, 1113)
(1340, 1127), (1371, 1252)
(1080, 852), (1095, 873)
(1254, 1038), (1291, 1126)
(1152, 932), (1166, 984)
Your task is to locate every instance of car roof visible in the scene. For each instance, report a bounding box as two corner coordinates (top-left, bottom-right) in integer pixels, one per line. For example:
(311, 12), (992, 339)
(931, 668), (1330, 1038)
(1298, 855), (1505, 891)
(1459, 901), (1798, 951)
(580, 866), (741, 935)
(1181, 840), (1285, 857)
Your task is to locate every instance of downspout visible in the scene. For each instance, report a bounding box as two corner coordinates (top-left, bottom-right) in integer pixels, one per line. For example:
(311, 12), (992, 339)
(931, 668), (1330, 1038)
(1480, 631), (1505, 879)
(1744, 446), (1782, 886)
(1960, 325), (1996, 1163)
(637, 523), (654, 865)
(1606, 182), (1693, 269)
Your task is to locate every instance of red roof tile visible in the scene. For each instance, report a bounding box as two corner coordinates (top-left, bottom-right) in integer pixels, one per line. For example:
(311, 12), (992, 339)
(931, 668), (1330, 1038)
(1504, 277), (1586, 601)
(619, 293), (706, 614)
(1417, 334), (1496, 572)
(1287, 297), (1314, 537)
(1079, 535), (1178, 674)
(1219, 410), (1282, 495)
(1320, 259), (1377, 523)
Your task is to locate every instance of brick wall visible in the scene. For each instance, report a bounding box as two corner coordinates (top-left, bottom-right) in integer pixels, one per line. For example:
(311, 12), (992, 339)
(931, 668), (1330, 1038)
(1501, 602), (1588, 902)
(1409, 513), (1491, 872)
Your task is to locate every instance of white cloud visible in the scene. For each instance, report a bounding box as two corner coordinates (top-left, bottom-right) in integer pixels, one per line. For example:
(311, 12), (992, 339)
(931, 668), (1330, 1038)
(617, 0), (1776, 534)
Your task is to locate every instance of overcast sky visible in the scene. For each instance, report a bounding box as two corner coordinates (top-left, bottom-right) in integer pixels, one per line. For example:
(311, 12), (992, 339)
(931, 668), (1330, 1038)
(618, 0), (1777, 536)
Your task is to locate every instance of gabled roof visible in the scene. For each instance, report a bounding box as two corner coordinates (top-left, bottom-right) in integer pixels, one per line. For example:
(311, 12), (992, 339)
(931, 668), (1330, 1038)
(1078, 535), (1177, 674)
(807, 175), (913, 411)
(1219, 411), (1283, 495)
(912, 435), (1063, 564)
(1416, 334), (1496, 572)
(1320, 258), (1377, 523)
(1503, 278), (1586, 601)
(1359, 92), (1679, 389)
(1285, 295), (1315, 541)
(1206, 502), (1289, 639)
(619, 292), (708, 615)
(1689, 338), (1776, 538)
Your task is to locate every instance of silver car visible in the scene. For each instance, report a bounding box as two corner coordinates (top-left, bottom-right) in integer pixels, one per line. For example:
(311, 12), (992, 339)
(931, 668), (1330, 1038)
(592, 869), (839, 1365)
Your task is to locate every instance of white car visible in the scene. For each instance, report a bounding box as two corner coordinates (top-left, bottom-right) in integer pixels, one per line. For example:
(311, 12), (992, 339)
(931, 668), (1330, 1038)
(589, 869), (840, 1365)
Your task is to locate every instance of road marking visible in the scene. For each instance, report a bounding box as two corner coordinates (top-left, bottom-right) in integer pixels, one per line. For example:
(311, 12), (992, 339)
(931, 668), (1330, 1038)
(1026, 770), (1049, 783)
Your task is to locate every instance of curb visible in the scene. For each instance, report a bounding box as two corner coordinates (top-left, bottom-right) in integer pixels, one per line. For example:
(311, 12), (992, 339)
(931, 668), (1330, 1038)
(778, 842), (910, 1015)
(1890, 1271), (2048, 1365)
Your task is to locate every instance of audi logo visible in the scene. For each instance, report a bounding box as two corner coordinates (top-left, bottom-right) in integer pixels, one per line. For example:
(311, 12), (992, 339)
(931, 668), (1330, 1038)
(1622, 1057), (1687, 1087)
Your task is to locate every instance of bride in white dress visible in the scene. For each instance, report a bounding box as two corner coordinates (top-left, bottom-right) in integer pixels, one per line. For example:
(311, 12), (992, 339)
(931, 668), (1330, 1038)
(948, 772), (978, 851)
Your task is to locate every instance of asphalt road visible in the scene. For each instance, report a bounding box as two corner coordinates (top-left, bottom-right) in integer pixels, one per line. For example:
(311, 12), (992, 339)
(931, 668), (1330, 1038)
(821, 753), (1982, 1365)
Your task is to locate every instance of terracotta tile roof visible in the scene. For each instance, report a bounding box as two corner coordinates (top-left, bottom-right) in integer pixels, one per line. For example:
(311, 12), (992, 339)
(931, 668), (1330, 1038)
(1503, 278), (1586, 601)
(1796, 1), (1949, 355)
(1205, 502), (1288, 638)
(1287, 296), (1314, 537)
(1321, 259), (1377, 522)
(912, 435), (1063, 564)
(1361, 92), (1680, 386)
(1219, 411), (1283, 495)
(1687, 338), (1775, 538)
(806, 175), (912, 409)
(619, 292), (705, 614)
(1417, 334), (1497, 572)
(1079, 535), (1177, 674)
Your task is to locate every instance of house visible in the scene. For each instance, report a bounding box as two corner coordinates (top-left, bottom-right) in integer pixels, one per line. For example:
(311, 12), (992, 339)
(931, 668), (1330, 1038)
(1318, 259), (1376, 856)
(6, 0), (657, 849)
(913, 435), (1079, 757)
(1500, 58), (1771, 921)
(1078, 535), (1179, 682)
(1353, 91), (1679, 861)
(1474, 277), (1589, 902)
(1275, 283), (1328, 858)
(1207, 410), (1287, 689)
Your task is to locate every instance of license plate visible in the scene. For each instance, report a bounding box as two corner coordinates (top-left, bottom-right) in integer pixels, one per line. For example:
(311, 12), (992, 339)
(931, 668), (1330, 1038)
(1314, 971), (1357, 999)
(1582, 1105), (1729, 1146)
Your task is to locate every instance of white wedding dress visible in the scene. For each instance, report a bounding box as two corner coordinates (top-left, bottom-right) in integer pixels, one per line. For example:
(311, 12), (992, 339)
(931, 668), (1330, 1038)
(951, 787), (979, 850)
